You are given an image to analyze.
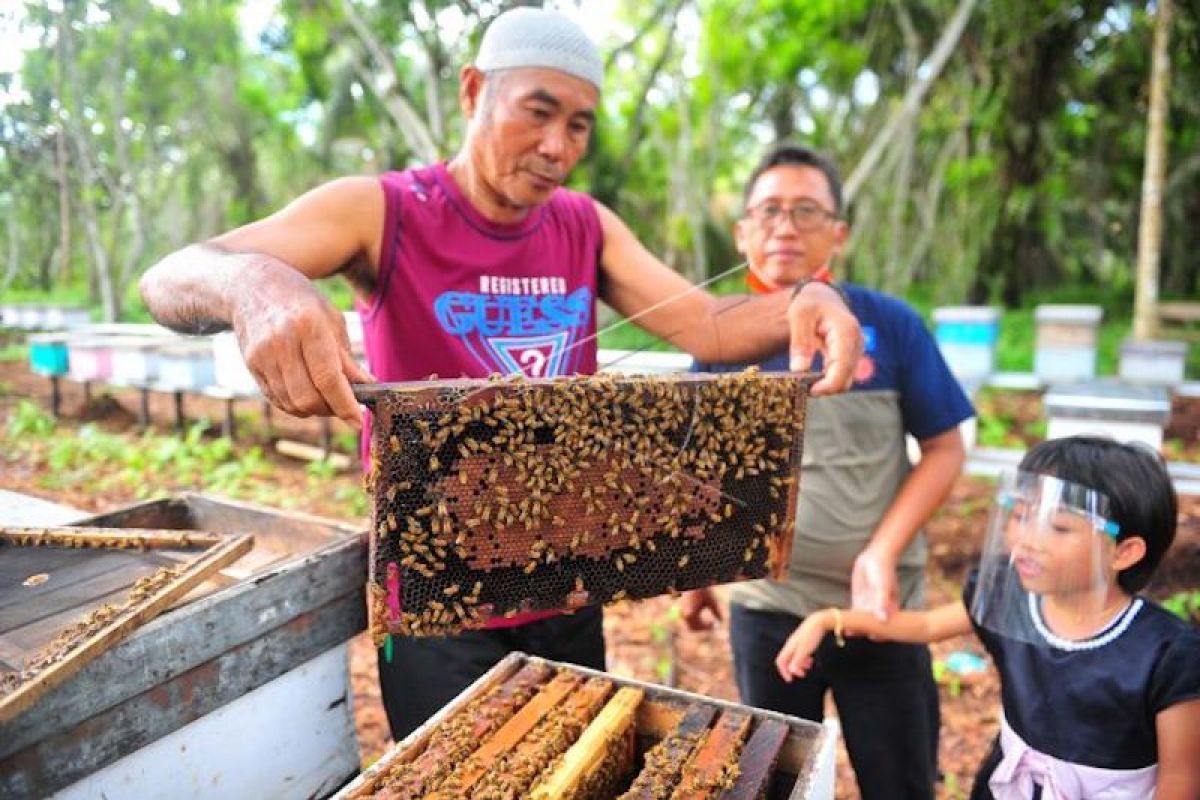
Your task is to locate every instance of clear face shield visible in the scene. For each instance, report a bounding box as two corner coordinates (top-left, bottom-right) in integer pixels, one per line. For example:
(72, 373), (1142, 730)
(970, 471), (1124, 646)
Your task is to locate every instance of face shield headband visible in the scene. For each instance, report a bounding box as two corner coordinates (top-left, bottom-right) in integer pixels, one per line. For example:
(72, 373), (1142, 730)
(969, 471), (1126, 648)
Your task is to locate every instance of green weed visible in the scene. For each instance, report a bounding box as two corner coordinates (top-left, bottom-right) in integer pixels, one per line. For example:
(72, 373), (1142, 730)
(8, 400), (56, 437)
(306, 457), (339, 481)
(932, 659), (963, 698)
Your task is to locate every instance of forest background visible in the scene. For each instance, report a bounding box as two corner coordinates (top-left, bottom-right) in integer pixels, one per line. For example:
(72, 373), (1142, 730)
(2, 0), (1198, 376)
(3, 5), (1199, 797)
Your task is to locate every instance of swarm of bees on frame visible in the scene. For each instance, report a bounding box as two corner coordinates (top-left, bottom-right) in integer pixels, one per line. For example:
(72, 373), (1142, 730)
(0, 564), (186, 698)
(3, 530), (148, 550)
(366, 369), (810, 639)
(349, 658), (796, 800)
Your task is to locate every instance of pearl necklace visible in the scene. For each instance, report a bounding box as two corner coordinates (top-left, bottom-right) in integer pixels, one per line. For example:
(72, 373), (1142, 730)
(1028, 595), (1143, 652)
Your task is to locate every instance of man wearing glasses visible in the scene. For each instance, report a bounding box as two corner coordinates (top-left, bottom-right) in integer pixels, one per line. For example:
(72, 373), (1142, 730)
(680, 144), (974, 799)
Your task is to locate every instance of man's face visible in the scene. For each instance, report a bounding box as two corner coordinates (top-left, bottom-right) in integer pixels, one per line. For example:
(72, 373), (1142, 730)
(735, 165), (849, 289)
(464, 66), (598, 211)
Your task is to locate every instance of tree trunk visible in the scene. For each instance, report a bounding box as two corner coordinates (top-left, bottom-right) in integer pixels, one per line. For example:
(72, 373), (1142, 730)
(3, 199), (19, 294)
(60, 9), (119, 322)
(54, 6), (72, 284)
(843, 0), (977, 204)
(884, 0), (920, 293)
(1133, 0), (1173, 340)
(342, 0), (440, 163)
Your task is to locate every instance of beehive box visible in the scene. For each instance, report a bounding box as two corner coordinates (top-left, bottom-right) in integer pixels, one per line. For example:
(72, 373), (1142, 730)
(1034, 304), (1103, 383)
(18, 306), (45, 330)
(66, 338), (114, 382)
(155, 340), (216, 390)
(1118, 339), (1189, 386)
(359, 371), (812, 638)
(336, 651), (833, 800)
(41, 307), (91, 330)
(0, 494), (366, 800)
(932, 305), (1001, 380)
(108, 335), (173, 386)
(27, 333), (70, 377)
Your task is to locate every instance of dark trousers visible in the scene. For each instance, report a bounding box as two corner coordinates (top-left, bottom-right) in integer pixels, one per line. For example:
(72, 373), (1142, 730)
(968, 736), (1002, 799)
(377, 605), (606, 740)
(730, 604), (940, 800)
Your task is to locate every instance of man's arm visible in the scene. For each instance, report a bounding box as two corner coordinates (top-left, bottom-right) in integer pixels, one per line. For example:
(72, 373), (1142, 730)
(139, 177), (383, 427)
(851, 427), (967, 618)
(593, 202), (862, 395)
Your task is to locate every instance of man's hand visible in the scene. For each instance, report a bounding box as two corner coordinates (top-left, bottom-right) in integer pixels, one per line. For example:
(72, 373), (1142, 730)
(677, 587), (724, 631)
(787, 282), (863, 395)
(851, 545), (899, 622)
(232, 260), (375, 429)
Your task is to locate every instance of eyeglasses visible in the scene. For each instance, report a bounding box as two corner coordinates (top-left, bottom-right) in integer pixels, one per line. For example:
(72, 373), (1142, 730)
(745, 201), (838, 231)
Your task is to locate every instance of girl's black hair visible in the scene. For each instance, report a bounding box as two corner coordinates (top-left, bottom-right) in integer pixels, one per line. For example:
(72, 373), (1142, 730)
(1018, 436), (1178, 592)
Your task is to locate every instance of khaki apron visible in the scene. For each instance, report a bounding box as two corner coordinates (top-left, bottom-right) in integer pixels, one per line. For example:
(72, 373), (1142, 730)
(731, 390), (928, 617)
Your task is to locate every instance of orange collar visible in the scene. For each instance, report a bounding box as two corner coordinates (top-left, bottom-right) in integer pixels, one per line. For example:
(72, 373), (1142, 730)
(746, 265), (832, 294)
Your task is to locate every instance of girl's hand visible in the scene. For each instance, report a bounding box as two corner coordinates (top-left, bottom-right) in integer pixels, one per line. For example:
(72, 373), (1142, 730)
(775, 613), (832, 682)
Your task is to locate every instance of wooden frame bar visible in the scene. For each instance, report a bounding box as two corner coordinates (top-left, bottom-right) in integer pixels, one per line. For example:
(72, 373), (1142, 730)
(1, 527), (226, 550)
(0, 533), (252, 722)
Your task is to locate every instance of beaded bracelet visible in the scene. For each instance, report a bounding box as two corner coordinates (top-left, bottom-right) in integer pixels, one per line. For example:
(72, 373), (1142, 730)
(831, 607), (846, 648)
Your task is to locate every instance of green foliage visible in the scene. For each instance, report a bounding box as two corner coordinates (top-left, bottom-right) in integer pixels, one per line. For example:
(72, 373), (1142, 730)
(931, 658), (963, 698)
(975, 409), (1025, 449)
(9, 413), (272, 497)
(334, 430), (361, 455)
(973, 387), (1046, 449)
(305, 457), (339, 481)
(650, 604), (680, 684)
(1162, 590), (1200, 625)
(996, 310), (1035, 373)
(332, 482), (370, 518)
(7, 399), (56, 437)
(0, 404), (371, 520)
(3, 0), (1199, 347)
(597, 318), (681, 353)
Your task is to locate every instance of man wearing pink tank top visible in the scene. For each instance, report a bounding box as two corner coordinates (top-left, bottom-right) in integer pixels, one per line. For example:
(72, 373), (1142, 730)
(140, 7), (864, 740)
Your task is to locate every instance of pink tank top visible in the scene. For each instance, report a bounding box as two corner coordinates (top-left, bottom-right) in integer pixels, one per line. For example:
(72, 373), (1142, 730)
(357, 162), (603, 628)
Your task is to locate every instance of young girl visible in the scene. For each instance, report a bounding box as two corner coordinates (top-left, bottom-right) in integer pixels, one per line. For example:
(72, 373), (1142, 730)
(775, 436), (1200, 799)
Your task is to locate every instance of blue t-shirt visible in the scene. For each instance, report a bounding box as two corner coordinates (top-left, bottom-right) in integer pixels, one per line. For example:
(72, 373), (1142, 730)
(697, 284), (973, 440)
(696, 284), (974, 615)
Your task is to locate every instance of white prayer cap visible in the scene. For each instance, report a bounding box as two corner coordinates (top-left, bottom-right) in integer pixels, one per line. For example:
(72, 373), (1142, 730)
(476, 7), (604, 91)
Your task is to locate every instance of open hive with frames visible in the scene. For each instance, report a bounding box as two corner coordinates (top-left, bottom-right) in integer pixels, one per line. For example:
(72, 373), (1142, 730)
(359, 369), (814, 639)
(334, 652), (832, 800)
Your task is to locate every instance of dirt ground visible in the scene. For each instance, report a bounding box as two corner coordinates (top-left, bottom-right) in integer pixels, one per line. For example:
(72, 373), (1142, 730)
(2, 356), (1197, 799)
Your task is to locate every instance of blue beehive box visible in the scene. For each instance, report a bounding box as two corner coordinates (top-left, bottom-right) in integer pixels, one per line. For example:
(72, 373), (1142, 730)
(155, 341), (215, 390)
(933, 306), (1001, 381)
(28, 333), (70, 377)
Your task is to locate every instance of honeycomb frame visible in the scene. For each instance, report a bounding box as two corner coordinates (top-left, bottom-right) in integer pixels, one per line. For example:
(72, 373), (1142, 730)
(360, 371), (813, 638)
